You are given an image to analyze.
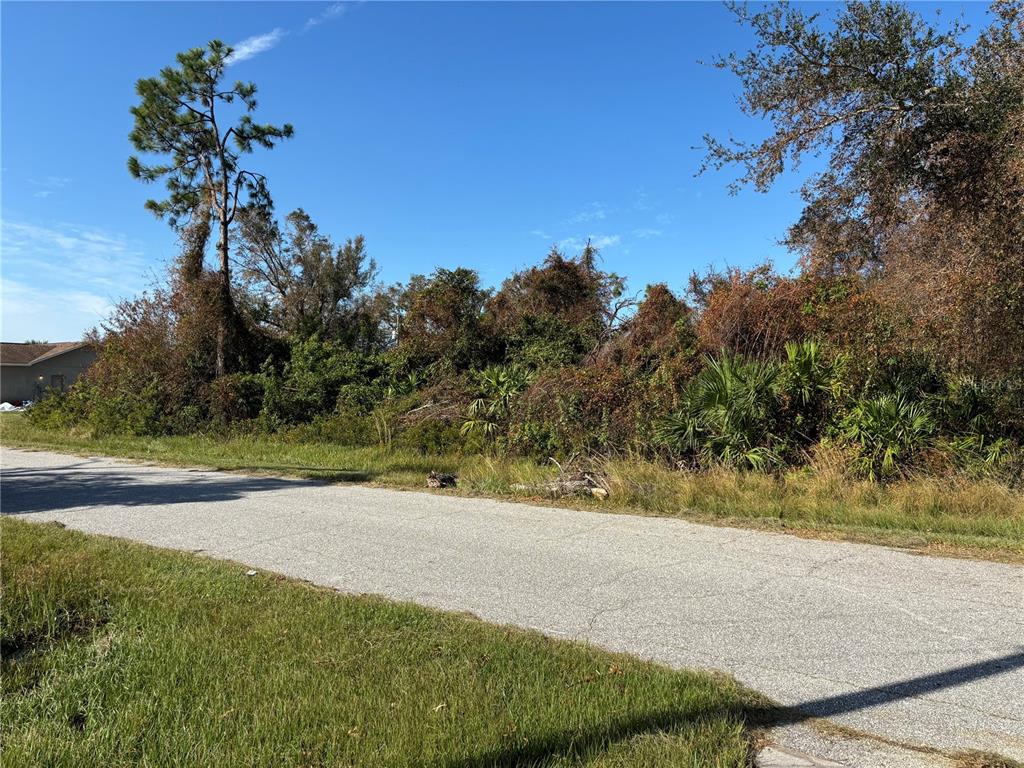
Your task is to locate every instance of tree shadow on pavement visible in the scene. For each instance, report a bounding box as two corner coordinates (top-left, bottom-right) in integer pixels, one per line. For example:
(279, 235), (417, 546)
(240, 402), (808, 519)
(445, 649), (1024, 767)
(0, 461), (342, 514)
(748, 649), (1024, 726)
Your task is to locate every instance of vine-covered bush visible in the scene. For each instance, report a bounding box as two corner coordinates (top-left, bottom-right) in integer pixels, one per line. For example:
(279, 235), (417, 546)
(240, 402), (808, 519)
(509, 366), (637, 458)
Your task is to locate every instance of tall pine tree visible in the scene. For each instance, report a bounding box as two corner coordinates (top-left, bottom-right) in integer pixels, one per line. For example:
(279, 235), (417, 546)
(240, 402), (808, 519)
(128, 40), (293, 375)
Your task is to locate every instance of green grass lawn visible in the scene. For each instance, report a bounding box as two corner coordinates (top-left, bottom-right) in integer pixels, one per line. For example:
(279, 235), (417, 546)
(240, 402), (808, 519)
(3, 414), (1022, 561)
(1, 519), (760, 767)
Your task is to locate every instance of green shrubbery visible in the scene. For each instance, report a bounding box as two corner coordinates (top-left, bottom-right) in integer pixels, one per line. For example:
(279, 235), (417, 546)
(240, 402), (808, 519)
(32, 321), (1023, 487)
(656, 355), (784, 471)
(839, 395), (934, 481)
(255, 338), (387, 429)
(28, 238), (1024, 484)
(461, 364), (533, 442)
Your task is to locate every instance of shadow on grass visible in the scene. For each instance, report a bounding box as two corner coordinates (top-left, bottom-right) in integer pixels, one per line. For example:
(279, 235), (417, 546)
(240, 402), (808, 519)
(447, 649), (1024, 767)
(446, 705), (744, 767)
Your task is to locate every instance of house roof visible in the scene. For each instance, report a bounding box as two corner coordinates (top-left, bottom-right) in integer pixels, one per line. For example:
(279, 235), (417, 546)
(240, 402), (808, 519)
(0, 342), (89, 366)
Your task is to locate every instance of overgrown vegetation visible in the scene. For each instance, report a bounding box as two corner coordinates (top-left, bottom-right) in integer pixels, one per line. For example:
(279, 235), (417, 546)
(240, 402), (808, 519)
(0, 519), (760, 766)
(26, 4), (1024, 509)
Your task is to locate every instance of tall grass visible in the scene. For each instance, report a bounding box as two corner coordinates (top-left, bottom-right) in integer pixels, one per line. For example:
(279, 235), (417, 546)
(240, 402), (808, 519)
(602, 460), (1022, 544)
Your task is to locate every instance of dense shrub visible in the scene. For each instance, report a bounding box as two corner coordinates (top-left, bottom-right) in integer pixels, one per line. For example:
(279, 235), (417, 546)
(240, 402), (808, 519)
(278, 410), (377, 446)
(31, 218), (1021, 487)
(393, 268), (494, 372)
(776, 340), (846, 449)
(26, 387), (92, 433)
(941, 435), (1024, 487)
(509, 366), (637, 458)
(839, 394), (935, 481)
(461, 364), (533, 444)
(499, 314), (593, 370)
(688, 265), (814, 359)
(489, 246), (626, 369)
(258, 338), (387, 426)
(656, 355), (783, 471)
(209, 374), (264, 425)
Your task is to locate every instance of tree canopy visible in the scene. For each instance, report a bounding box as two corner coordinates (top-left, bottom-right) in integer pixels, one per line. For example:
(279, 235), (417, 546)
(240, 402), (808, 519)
(702, 0), (1024, 376)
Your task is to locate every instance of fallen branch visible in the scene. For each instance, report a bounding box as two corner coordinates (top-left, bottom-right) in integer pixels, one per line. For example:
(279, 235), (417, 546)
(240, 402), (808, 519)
(512, 470), (609, 499)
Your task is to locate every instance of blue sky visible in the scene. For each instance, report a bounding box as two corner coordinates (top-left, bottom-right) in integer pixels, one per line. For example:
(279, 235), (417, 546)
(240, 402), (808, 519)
(1, 1), (989, 342)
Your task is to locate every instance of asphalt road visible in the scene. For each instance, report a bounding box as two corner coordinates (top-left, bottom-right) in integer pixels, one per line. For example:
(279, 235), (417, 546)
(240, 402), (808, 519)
(3, 448), (1022, 764)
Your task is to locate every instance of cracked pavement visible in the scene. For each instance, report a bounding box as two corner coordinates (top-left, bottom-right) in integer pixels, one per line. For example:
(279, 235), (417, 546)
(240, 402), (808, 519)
(3, 448), (1022, 763)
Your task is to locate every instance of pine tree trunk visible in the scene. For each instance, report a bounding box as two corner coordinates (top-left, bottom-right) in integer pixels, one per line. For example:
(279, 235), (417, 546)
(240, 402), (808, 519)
(215, 215), (231, 377)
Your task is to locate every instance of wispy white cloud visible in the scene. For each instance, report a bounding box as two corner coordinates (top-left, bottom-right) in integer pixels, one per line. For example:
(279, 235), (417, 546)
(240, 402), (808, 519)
(1, 219), (153, 340)
(541, 195), (672, 255)
(557, 234), (621, 252)
(227, 28), (287, 65)
(29, 176), (71, 199)
(632, 228), (663, 239)
(564, 202), (609, 225)
(30, 176), (71, 188)
(589, 234), (621, 249)
(226, 3), (347, 66)
(1, 278), (112, 342)
(304, 2), (346, 31)
(1, 220), (151, 291)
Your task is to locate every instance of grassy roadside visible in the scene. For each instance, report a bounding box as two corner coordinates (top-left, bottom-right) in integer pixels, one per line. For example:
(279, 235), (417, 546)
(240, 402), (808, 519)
(2, 414), (1022, 562)
(1, 519), (760, 766)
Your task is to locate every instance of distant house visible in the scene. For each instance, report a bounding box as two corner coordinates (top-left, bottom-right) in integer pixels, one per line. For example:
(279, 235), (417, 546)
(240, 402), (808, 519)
(0, 342), (97, 404)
